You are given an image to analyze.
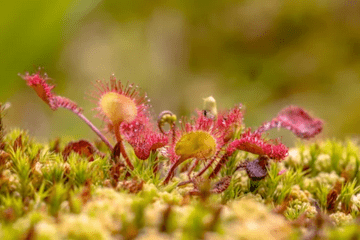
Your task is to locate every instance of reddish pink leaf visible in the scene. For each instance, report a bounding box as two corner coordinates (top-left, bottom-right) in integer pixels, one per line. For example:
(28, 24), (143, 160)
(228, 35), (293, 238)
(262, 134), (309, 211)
(257, 106), (323, 139)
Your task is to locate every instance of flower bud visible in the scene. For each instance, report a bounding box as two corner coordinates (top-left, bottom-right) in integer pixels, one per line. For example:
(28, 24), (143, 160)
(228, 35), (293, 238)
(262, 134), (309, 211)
(203, 96), (217, 118)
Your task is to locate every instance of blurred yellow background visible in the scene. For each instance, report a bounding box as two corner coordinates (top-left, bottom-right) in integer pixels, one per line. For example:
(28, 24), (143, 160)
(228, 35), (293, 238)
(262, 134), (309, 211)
(2, 0), (360, 146)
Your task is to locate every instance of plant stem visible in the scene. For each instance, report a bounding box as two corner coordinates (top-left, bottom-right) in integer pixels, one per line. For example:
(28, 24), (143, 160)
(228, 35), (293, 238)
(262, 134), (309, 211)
(187, 158), (199, 178)
(209, 154), (229, 179)
(152, 155), (159, 174)
(77, 113), (113, 151)
(162, 156), (186, 185)
(114, 123), (134, 170)
(177, 179), (192, 186)
(196, 156), (217, 178)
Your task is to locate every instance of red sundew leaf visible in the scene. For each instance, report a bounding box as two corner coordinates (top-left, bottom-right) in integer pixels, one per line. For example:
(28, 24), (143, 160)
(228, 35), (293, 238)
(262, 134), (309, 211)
(21, 72), (83, 114)
(122, 112), (168, 160)
(120, 111), (149, 138)
(21, 72), (55, 107)
(211, 176), (232, 193)
(128, 130), (168, 160)
(62, 140), (101, 161)
(126, 130), (168, 160)
(89, 76), (149, 127)
(50, 96), (83, 114)
(257, 106), (323, 139)
(244, 157), (269, 181)
(227, 130), (288, 160)
(216, 104), (243, 142)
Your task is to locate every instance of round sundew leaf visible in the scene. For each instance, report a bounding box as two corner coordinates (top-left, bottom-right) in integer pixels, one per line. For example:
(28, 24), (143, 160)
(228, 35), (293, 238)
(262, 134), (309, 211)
(175, 131), (217, 159)
(31, 84), (51, 104)
(245, 158), (268, 181)
(99, 92), (137, 125)
(62, 140), (103, 162)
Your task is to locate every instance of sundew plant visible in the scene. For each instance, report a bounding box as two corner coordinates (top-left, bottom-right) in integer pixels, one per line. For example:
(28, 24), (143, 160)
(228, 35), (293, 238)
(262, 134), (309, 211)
(1, 70), (360, 239)
(21, 71), (322, 184)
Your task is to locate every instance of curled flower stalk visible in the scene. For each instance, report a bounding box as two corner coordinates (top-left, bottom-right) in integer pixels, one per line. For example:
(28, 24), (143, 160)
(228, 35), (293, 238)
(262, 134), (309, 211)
(157, 110), (177, 136)
(21, 72), (113, 151)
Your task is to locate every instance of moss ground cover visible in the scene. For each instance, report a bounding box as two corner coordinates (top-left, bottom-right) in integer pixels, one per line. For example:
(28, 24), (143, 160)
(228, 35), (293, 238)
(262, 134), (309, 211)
(2, 129), (360, 239)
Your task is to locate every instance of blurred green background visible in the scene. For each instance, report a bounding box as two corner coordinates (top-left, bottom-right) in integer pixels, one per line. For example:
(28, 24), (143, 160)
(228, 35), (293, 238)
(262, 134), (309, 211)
(2, 0), (360, 146)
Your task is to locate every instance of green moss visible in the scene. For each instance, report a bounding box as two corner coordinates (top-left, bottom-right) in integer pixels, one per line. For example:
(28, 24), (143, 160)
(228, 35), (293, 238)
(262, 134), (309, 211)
(2, 129), (360, 239)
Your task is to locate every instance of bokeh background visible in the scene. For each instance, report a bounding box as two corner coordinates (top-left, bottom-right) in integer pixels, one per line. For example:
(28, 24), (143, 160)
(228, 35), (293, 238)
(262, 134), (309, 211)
(2, 0), (360, 146)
